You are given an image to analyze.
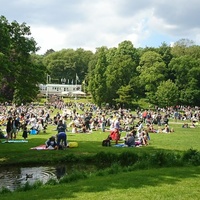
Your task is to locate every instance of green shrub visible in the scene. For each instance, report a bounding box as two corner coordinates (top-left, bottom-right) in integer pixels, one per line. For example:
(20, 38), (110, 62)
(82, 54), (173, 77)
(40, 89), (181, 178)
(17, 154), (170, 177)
(95, 169), (105, 176)
(31, 180), (43, 189)
(182, 149), (200, 166)
(93, 151), (117, 168)
(45, 178), (59, 186)
(132, 160), (151, 170)
(148, 151), (180, 167)
(16, 182), (32, 192)
(16, 180), (43, 192)
(60, 153), (80, 163)
(0, 187), (12, 194)
(59, 170), (88, 183)
(148, 151), (182, 167)
(106, 163), (122, 174)
(118, 151), (139, 166)
(166, 152), (183, 167)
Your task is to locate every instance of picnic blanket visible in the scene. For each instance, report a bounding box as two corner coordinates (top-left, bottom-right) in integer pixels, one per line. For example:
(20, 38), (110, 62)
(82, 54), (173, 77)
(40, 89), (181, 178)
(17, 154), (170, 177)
(114, 141), (141, 147)
(30, 144), (49, 150)
(1, 140), (28, 144)
(30, 142), (78, 150)
(114, 143), (127, 147)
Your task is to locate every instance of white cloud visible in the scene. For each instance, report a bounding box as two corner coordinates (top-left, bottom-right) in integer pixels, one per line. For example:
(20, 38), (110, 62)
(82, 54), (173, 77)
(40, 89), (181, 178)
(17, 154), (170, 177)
(1, 0), (200, 54)
(149, 11), (178, 33)
(31, 25), (67, 52)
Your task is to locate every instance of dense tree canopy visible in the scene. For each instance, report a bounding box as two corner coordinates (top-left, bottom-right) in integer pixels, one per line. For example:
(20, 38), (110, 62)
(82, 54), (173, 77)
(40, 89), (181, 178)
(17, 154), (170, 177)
(155, 80), (179, 107)
(137, 51), (167, 104)
(87, 40), (200, 107)
(88, 47), (108, 106)
(88, 41), (139, 107)
(43, 48), (93, 84)
(0, 16), (46, 104)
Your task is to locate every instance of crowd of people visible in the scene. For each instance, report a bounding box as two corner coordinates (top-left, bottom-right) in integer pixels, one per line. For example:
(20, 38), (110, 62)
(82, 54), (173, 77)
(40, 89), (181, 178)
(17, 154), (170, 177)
(0, 100), (199, 148)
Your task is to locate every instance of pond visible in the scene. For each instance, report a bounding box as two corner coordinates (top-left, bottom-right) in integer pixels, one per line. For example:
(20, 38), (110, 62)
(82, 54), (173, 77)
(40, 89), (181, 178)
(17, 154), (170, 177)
(0, 164), (95, 191)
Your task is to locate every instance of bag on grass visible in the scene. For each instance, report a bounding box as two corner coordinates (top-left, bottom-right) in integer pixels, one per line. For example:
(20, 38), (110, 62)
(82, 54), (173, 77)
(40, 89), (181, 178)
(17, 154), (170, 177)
(102, 139), (111, 147)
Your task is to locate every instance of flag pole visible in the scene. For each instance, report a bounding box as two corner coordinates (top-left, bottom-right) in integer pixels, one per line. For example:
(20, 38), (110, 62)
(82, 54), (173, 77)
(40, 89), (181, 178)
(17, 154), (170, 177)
(75, 74), (77, 100)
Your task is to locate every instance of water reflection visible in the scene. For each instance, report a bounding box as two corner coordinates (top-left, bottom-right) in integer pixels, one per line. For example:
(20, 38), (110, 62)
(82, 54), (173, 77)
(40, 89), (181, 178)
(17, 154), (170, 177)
(0, 165), (67, 191)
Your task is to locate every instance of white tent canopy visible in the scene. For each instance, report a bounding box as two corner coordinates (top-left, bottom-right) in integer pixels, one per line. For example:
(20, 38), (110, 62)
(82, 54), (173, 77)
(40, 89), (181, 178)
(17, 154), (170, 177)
(61, 91), (70, 95)
(72, 91), (86, 95)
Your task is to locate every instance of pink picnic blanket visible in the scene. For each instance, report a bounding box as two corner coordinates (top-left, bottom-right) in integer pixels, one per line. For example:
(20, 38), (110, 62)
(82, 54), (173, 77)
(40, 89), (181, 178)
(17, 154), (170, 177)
(30, 145), (50, 150)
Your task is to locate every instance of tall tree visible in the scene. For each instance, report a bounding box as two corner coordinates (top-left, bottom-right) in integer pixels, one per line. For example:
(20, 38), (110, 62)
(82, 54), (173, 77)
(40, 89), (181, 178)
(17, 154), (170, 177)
(115, 85), (133, 108)
(43, 48), (93, 84)
(169, 55), (200, 105)
(155, 80), (179, 107)
(157, 42), (173, 68)
(14, 54), (46, 103)
(171, 38), (195, 57)
(74, 48), (93, 82)
(105, 54), (136, 105)
(43, 49), (75, 83)
(0, 16), (45, 104)
(88, 47), (108, 106)
(106, 41), (139, 106)
(137, 51), (167, 103)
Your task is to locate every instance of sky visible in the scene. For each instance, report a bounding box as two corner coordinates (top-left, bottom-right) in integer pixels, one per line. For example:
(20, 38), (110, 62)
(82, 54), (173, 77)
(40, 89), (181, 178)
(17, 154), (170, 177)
(1, 0), (200, 54)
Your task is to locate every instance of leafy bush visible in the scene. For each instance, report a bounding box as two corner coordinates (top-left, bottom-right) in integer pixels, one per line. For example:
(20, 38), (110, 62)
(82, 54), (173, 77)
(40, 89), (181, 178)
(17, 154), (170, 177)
(0, 187), (12, 194)
(148, 151), (183, 167)
(16, 180), (43, 192)
(118, 151), (139, 166)
(45, 178), (59, 186)
(95, 169), (105, 176)
(106, 163), (122, 174)
(59, 170), (88, 183)
(60, 153), (81, 163)
(149, 151), (167, 167)
(93, 151), (117, 168)
(182, 149), (200, 166)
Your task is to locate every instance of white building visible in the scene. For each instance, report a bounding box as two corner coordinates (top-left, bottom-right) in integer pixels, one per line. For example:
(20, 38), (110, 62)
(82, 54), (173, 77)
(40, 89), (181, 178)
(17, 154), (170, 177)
(39, 84), (82, 96)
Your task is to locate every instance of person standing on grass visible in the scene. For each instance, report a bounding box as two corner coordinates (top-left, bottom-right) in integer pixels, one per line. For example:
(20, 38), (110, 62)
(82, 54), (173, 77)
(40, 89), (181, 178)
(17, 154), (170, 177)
(100, 113), (106, 132)
(6, 117), (13, 142)
(56, 119), (67, 149)
(22, 124), (28, 140)
(111, 117), (121, 144)
(12, 116), (20, 139)
(84, 112), (92, 132)
(174, 110), (179, 122)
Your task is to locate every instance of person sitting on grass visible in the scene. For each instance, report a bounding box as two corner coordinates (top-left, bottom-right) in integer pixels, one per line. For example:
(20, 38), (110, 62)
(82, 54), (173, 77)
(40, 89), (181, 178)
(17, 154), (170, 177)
(161, 124), (174, 133)
(80, 123), (87, 133)
(190, 121), (196, 128)
(182, 123), (189, 128)
(124, 133), (135, 147)
(141, 130), (149, 146)
(45, 136), (57, 149)
(69, 120), (78, 133)
(146, 123), (159, 133)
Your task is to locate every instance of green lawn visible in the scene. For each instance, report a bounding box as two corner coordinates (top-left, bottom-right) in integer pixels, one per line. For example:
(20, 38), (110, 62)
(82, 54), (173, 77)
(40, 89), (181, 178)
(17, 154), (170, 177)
(0, 114), (200, 199)
(0, 120), (199, 165)
(1, 166), (199, 200)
